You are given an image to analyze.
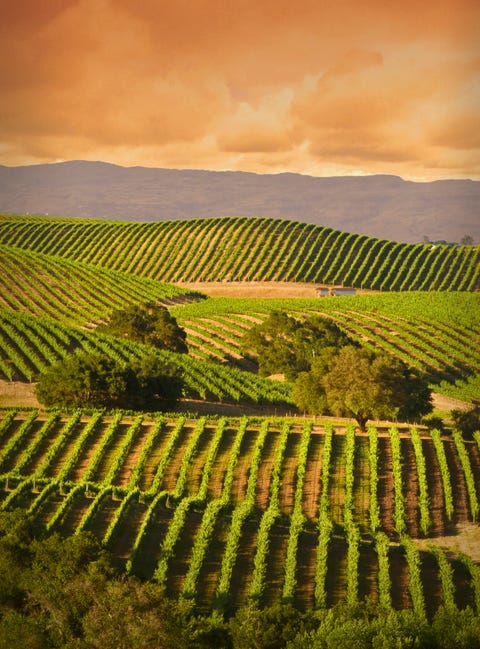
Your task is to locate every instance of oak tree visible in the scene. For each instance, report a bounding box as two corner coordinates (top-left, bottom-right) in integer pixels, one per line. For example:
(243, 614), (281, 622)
(242, 311), (351, 380)
(35, 351), (183, 410)
(97, 303), (187, 353)
(322, 346), (432, 430)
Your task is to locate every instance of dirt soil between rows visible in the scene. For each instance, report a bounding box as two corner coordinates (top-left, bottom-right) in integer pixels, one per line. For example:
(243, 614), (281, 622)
(0, 380), (39, 407)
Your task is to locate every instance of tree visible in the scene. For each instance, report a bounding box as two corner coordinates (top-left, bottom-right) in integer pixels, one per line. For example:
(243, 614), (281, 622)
(460, 234), (474, 246)
(229, 603), (304, 649)
(242, 312), (351, 380)
(451, 406), (480, 439)
(0, 514), (189, 649)
(97, 303), (187, 353)
(292, 359), (330, 414)
(129, 354), (184, 409)
(322, 346), (432, 431)
(35, 351), (183, 410)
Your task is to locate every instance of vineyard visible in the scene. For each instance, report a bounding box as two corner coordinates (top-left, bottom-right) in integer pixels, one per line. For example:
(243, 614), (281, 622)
(170, 292), (480, 402)
(1, 410), (480, 617)
(0, 270), (478, 401)
(1, 214), (479, 291)
(0, 243), (203, 324)
(0, 309), (292, 406)
(0, 210), (479, 635)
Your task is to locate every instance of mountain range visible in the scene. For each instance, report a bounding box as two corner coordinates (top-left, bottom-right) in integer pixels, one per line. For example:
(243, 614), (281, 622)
(0, 160), (478, 243)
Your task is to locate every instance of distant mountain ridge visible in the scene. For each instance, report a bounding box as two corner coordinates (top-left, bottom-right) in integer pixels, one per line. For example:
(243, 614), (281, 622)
(0, 160), (478, 243)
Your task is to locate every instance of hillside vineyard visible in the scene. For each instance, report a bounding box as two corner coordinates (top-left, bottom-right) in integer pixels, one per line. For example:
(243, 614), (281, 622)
(0, 290), (478, 402)
(0, 210), (479, 629)
(1, 214), (479, 290)
(1, 411), (480, 615)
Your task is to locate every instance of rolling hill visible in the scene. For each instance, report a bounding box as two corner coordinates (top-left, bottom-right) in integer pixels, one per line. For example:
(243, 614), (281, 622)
(1, 214), (479, 291)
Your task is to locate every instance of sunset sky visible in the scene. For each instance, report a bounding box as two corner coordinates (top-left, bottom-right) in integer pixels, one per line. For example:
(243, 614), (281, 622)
(1, 0), (479, 180)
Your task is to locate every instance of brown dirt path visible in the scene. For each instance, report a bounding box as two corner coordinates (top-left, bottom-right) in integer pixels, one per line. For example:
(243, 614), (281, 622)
(302, 434), (324, 521)
(278, 434), (301, 515)
(228, 516), (259, 610)
(113, 500), (148, 560)
(159, 423), (197, 493)
(87, 495), (123, 540)
(166, 509), (204, 598)
(0, 380), (39, 407)
(358, 542), (379, 602)
(43, 417), (85, 478)
(134, 503), (174, 579)
(2, 380), (471, 428)
(113, 421), (154, 488)
(262, 523), (290, 607)
(195, 515), (229, 614)
(421, 439), (448, 537)
(83, 422), (130, 484)
(325, 536), (348, 607)
(388, 546), (412, 610)
(443, 440), (470, 525)
(178, 281), (324, 299)
(414, 523), (480, 562)
(328, 435), (346, 527)
(206, 426), (238, 500)
(139, 421), (176, 492)
(420, 551), (443, 618)
(61, 493), (91, 535)
(377, 437), (396, 538)
(401, 439), (420, 538)
(254, 431), (279, 510)
(353, 437), (371, 532)
(229, 428), (257, 505)
(293, 528), (318, 611)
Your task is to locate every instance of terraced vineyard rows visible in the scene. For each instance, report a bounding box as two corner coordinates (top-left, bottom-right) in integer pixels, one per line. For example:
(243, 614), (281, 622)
(1, 410), (480, 615)
(1, 214), (479, 291)
(169, 293), (480, 401)
(0, 244), (202, 324)
(0, 309), (292, 405)
(1, 291), (477, 401)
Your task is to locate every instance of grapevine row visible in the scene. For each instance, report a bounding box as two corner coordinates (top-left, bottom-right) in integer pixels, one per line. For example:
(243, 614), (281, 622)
(1, 214), (478, 290)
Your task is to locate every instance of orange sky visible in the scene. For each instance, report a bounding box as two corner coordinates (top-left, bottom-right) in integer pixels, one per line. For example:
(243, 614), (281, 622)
(1, 0), (479, 179)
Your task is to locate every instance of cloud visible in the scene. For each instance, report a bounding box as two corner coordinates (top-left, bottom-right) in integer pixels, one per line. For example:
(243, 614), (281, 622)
(0, 0), (479, 178)
(326, 49), (384, 78)
(429, 114), (480, 151)
(216, 89), (297, 153)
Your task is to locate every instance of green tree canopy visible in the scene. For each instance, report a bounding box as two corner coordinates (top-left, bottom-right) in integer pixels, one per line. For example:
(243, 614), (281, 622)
(451, 406), (480, 439)
(321, 346), (432, 430)
(97, 303), (188, 353)
(292, 359), (330, 415)
(241, 311), (351, 380)
(35, 351), (183, 410)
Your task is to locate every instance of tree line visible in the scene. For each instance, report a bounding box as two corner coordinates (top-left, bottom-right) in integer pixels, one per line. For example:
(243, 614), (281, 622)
(35, 306), (435, 429)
